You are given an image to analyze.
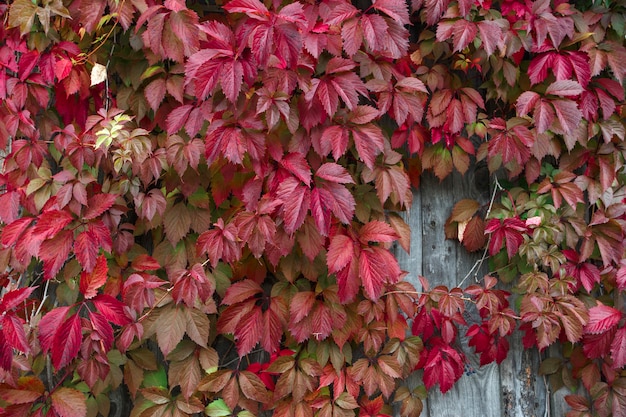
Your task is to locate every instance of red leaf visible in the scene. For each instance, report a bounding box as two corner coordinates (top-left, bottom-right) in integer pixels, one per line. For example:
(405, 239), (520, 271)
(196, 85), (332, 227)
(1, 217), (34, 248)
(166, 104), (194, 134)
(92, 294), (131, 326)
(359, 221), (398, 244)
(359, 246), (401, 300)
(222, 280), (263, 306)
(131, 255), (161, 272)
(32, 210), (73, 240)
(545, 80), (584, 97)
(279, 153), (312, 187)
(315, 182), (355, 226)
(39, 306), (71, 353)
(40, 229), (73, 280)
(79, 255), (108, 299)
(144, 78), (166, 112)
(276, 177), (310, 234)
(0, 190), (21, 224)
(584, 304), (621, 335)
(51, 313), (81, 369)
(223, 0), (269, 19)
(485, 218), (526, 259)
(352, 123), (385, 169)
(611, 327), (626, 369)
(422, 341), (465, 393)
(235, 306), (263, 356)
(74, 229), (99, 273)
(477, 20), (503, 56)
(196, 219), (241, 268)
(83, 193), (117, 220)
(371, 0), (409, 24)
(51, 387), (87, 417)
(0, 287), (36, 312)
(551, 99), (582, 134)
(451, 19), (477, 52)
(2, 315), (30, 353)
(327, 234), (355, 273)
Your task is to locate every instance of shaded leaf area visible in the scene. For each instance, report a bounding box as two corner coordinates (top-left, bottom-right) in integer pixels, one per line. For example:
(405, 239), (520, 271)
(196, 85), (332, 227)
(0, 0), (625, 416)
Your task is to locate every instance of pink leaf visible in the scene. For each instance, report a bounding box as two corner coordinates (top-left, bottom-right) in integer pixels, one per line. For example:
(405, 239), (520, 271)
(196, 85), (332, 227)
(584, 304), (621, 335)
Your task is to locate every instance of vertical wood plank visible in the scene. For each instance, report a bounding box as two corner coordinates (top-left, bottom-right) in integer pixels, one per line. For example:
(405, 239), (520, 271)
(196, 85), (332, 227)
(395, 181), (429, 417)
(499, 331), (548, 417)
(398, 172), (503, 417)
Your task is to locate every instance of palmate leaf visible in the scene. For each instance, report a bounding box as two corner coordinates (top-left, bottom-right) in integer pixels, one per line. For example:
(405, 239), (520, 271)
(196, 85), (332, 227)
(485, 217), (527, 259)
(584, 304), (621, 335)
(2, 314), (30, 354)
(50, 387), (87, 417)
(79, 254), (108, 299)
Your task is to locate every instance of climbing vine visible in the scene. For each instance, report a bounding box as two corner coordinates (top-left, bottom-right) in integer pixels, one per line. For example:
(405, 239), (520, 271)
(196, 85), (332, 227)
(0, 0), (625, 416)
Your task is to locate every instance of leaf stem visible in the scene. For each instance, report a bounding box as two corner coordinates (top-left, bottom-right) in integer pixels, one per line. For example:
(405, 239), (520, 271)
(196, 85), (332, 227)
(137, 286), (174, 323)
(458, 175), (504, 287)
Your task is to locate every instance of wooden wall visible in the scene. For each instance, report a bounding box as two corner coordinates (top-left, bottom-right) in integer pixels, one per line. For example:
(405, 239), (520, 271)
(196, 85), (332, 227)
(395, 171), (569, 417)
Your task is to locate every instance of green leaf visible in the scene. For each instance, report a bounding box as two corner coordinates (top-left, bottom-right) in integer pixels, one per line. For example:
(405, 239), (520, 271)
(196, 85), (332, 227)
(206, 399), (232, 417)
(143, 365), (168, 389)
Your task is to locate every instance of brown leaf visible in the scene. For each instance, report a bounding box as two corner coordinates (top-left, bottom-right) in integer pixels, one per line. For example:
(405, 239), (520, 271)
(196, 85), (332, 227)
(51, 387), (87, 417)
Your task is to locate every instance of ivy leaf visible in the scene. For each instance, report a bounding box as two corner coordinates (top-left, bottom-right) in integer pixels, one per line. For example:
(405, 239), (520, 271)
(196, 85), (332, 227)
(163, 202), (192, 245)
(371, 0), (409, 24)
(421, 340), (464, 393)
(484, 218), (527, 259)
(8, 0), (38, 36)
(38, 306), (70, 354)
(359, 221), (398, 244)
(0, 217), (33, 248)
(239, 370), (271, 403)
(39, 229), (73, 280)
(277, 177), (310, 234)
(2, 315), (30, 354)
(327, 234), (355, 274)
(359, 246), (401, 300)
(51, 313), (81, 369)
(91, 294), (131, 326)
(50, 387), (87, 417)
(154, 305), (186, 357)
(79, 254), (108, 299)
(197, 219), (242, 268)
(32, 210), (73, 240)
(83, 193), (117, 220)
(545, 80), (584, 97)
(584, 304), (621, 335)
(0, 287), (36, 312)
(611, 327), (626, 369)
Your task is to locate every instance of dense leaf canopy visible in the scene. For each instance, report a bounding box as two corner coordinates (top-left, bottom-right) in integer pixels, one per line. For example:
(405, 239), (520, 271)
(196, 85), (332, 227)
(0, 0), (625, 416)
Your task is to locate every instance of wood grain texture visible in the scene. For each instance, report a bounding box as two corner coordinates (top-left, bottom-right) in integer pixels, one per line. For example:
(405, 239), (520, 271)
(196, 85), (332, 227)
(397, 171), (569, 416)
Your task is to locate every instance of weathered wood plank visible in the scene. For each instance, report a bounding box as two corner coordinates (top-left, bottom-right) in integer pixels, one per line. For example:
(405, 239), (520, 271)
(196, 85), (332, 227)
(499, 331), (548, 417)
(398, 172), (504, 417)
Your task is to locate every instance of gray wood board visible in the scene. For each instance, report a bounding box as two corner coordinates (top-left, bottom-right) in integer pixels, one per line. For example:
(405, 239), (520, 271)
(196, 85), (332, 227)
(397, 172), (568, 416)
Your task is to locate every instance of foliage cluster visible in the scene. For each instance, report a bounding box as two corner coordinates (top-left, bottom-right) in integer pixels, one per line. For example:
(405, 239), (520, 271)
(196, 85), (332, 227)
(0, 0), (625, 416)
